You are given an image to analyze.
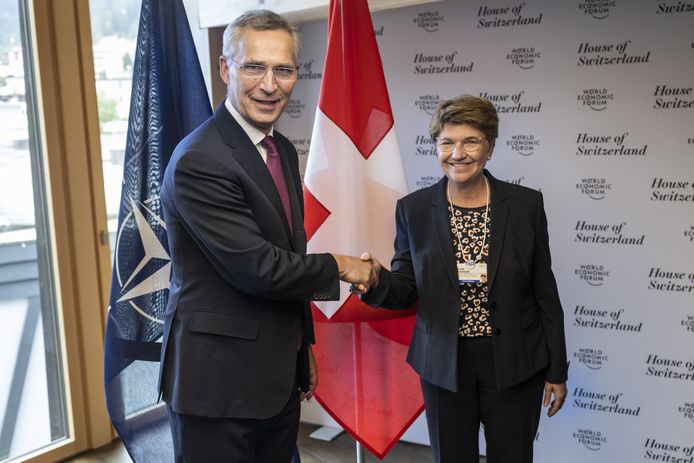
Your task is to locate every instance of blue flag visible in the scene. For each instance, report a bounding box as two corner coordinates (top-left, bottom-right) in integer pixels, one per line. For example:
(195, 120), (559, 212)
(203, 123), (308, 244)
(104, 0), (211, 460)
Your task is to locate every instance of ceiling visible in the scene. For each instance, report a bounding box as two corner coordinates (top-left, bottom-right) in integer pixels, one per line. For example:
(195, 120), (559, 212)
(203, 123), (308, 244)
(197, 0), (443, 27)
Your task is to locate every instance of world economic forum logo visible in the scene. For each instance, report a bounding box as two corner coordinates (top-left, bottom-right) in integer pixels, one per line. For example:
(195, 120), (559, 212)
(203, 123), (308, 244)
(114, 195), (171, 324)
(413, 10), (444, 32)
(573, 428), (606, 451)
(578, 0), (616, 19)
(573, 347), (609, 370)
(286, 98), (305, 119)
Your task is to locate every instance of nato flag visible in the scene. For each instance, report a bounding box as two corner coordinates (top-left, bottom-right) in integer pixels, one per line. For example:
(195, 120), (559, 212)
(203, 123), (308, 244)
(103, 0), (211, 460)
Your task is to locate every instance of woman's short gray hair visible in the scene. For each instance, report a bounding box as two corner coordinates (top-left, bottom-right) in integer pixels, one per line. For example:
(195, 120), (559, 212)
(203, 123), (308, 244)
(222, 10), (301, 61)
(429, 95), (499, 142)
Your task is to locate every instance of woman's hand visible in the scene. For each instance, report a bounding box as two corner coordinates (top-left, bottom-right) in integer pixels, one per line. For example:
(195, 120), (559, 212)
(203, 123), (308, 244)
(543, 381), (567, 417)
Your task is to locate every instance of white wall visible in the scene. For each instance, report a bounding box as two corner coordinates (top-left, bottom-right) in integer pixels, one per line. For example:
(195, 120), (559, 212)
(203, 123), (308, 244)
(183, 0), (213, 105)
(278, 0), (694, 460)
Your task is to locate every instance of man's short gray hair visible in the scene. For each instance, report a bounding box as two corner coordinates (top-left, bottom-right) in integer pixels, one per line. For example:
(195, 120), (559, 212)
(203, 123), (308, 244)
(222, 9), (301, 62)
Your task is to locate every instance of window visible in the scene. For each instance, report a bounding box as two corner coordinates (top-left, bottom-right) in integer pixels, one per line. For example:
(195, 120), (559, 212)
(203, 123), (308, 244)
(89, 0), (140, 234)
(0, 0), (68, 460)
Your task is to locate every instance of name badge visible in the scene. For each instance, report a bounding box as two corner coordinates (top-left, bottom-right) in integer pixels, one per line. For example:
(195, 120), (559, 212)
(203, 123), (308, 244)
(457, 262), (488, 284)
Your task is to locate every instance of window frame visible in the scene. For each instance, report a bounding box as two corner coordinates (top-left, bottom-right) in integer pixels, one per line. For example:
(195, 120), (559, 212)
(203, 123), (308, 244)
(9, 0), (115, 461)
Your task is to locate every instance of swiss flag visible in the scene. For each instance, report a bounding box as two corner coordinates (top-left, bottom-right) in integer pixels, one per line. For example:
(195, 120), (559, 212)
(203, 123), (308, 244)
(303, 0), (424, 458)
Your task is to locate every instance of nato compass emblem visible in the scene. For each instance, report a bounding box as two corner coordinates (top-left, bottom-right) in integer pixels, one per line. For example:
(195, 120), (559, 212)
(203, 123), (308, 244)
(114, 196), (170, 324)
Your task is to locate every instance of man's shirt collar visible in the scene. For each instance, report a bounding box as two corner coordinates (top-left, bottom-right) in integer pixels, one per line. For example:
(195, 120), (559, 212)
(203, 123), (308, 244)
(224, 98), (274, 147)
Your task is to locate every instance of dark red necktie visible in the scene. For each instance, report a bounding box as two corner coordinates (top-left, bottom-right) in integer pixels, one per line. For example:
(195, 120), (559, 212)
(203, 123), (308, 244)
(261, 135), (293, 230)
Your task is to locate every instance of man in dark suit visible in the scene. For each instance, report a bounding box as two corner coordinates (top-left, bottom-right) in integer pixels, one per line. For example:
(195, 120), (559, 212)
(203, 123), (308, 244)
(159, 10), (375, 462)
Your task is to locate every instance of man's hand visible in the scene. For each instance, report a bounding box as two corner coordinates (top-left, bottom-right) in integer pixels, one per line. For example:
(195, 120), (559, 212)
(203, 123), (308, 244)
(333, 253), (380, 292)
(300, 346), (318, 401)
(543, 381), (567, 417)
(349, 252), (382, 295)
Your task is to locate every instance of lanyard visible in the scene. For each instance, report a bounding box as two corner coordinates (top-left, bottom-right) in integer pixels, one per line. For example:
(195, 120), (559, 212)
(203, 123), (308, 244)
(447, 177), (490, 269)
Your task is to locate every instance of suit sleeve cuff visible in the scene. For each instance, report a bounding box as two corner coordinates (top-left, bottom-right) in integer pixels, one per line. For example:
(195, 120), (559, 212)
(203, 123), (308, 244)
(360, 267), (390, 307)
(545, 361), (569, 384)
(310, 253), (340, 301)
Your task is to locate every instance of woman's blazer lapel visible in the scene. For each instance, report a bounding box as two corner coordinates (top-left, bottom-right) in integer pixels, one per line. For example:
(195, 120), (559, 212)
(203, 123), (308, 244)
(430, 178), (459, 287)
(486, 172), (508, 291)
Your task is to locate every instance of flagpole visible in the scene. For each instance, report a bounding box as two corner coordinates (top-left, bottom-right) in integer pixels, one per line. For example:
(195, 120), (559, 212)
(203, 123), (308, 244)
(354, 319), (366, 463)
(356, 441), (366, 462)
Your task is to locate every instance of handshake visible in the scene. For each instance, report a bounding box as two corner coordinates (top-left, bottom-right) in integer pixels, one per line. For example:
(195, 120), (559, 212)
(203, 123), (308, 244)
(333, 252), (382, 294)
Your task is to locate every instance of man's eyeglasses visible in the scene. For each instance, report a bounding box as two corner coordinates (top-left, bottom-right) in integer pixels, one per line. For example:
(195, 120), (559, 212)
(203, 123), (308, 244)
(436, 137), (487, 155)
(227, 57), (298, 82)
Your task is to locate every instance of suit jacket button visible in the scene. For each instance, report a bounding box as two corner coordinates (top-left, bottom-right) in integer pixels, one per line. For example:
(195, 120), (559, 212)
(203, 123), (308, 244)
(493, 327), (501, 336)
(292, 318), (300, 326)
(490, 301), (497, 309)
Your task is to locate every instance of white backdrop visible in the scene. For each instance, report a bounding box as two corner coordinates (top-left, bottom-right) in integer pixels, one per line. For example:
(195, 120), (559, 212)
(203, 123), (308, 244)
(278, 1), (694, 461)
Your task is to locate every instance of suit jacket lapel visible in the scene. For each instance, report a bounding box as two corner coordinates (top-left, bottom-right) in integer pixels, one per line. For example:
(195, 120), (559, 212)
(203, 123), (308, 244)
(275, 137), (299, 250)
(486, 171), (508, 291)
(213, 104), (295, 247)
(431, 178), (458, 287)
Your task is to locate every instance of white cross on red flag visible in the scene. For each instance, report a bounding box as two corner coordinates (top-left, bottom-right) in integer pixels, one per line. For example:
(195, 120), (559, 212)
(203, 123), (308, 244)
(303, 0), (424, 458)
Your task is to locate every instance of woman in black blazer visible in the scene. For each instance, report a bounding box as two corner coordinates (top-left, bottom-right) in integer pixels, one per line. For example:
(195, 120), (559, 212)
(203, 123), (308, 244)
(360, 95), (568, 463)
